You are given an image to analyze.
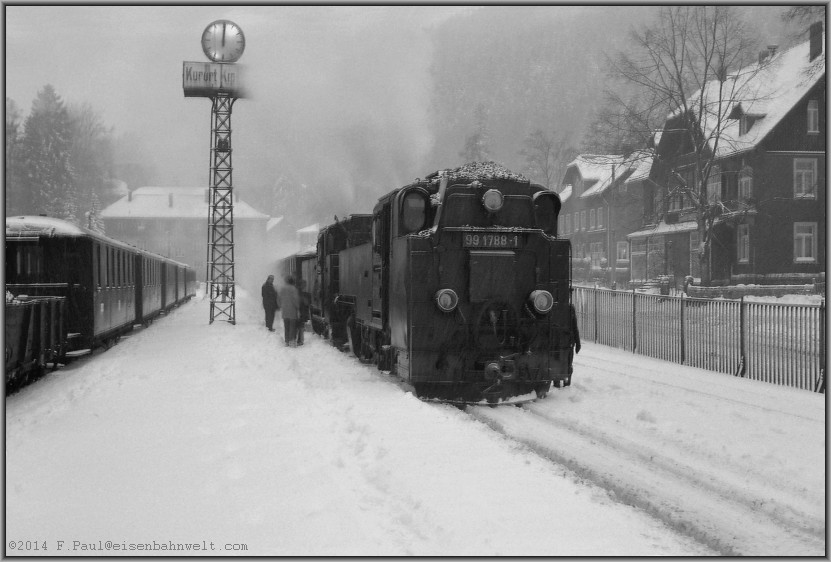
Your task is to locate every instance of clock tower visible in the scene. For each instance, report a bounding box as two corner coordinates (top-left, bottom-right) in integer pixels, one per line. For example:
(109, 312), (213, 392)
(183, 20), (247, 325)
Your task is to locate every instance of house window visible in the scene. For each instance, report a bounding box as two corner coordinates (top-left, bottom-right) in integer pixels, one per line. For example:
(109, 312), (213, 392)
(580, 210), (587, 231)
(589, 209), (596, 230)
(616, 241), (629, 262)
(737, 224), (750, 263)
(794, 158), (817, 198)
(738, 168), (753, 201)
(706, 165), (721, 204)
(668, 192), (682, 212)
(794, 222), (817, 262)
(565, 214), (571, 234)
(808, 100), (819, 133)
(597, 207), (604, 229)
(590, 242), (604, 269)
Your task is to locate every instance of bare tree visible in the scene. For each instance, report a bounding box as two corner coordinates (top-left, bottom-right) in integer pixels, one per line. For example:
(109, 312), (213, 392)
(68, 102), (115, 225)
(609, 5), (770, 284)
(520, 129), (578, 190)
(459, 103), (491, 163)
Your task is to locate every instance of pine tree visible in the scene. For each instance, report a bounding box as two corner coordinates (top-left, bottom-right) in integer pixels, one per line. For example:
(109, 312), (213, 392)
(86, 192), (106, 234)
(5, 97), (25, 214)
(20, 85), (75, 218)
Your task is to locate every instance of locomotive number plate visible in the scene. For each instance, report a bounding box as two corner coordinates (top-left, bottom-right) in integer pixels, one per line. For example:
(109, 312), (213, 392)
(463, 233), (522, 249)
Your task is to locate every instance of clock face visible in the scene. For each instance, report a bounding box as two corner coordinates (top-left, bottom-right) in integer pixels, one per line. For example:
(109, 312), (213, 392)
(201, 20), (245, 63)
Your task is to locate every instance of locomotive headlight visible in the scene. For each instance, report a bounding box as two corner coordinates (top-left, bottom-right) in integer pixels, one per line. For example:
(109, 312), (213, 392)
(435, 288), (459, 312)
(481, 189), (504, 213)
(529, 290), (554, 314)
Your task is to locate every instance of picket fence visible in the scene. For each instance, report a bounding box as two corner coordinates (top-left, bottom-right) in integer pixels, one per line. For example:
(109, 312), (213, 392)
(572, 287), (826, 393)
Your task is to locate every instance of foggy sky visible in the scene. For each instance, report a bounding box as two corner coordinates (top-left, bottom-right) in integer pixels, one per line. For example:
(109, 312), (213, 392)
(5, 6), (468, 210)
(6, 5), (795, 221)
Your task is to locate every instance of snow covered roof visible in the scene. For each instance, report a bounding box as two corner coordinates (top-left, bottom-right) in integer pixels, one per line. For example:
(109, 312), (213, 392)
(565, 154), (626, 198)
(628, 220), (698, 239)
(564, 152), (652, 197)
(297, 223), (320, 234)
(623, 150), (655, 184)
(100, 187), (270, 220)
(267, 216), (284, 232)
(671, 32), (825, 158)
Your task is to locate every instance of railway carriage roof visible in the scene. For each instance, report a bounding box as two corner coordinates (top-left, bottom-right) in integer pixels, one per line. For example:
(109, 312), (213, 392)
(6, 216), (135, 251)
(6, 216), (190, 268)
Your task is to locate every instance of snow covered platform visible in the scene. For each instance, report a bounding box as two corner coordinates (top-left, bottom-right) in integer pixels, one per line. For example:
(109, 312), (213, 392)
(5, 289), (825, 556)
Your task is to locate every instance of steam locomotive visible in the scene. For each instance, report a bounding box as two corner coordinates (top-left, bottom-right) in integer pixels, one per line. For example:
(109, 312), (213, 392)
(279, 162), (576, 404)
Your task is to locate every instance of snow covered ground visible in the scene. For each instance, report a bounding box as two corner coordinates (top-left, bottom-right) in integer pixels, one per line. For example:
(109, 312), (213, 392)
(5, 287), (825, 556)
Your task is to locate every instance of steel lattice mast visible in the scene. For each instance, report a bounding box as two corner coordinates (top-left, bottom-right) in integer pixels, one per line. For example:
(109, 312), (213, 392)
(184, 19), (247, 324)
(207, 94), (237, 324)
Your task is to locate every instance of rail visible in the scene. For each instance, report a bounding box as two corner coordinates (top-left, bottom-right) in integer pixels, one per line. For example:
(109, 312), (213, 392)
(572, 287), (825, 393)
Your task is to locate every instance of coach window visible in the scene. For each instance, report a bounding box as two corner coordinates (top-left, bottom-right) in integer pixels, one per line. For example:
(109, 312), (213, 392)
(93, 245), (99, 288)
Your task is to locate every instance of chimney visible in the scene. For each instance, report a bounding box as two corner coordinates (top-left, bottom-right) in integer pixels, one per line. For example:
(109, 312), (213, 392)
(809, 21), (823, 62)
(168, 193), (173, 208)
(759, 45), (778, 64)
(128, 190), (132, 202)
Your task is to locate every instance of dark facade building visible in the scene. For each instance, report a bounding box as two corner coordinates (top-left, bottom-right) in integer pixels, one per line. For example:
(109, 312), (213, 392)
(628, 26), (825, 287)
(559, 151), (653, 287)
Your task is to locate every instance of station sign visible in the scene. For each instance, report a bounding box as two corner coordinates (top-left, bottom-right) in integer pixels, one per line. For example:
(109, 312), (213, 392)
(182, 61), (246, 98)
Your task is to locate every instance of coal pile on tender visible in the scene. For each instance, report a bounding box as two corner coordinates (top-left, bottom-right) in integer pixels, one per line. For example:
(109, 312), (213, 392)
(432, 161), (529, 185)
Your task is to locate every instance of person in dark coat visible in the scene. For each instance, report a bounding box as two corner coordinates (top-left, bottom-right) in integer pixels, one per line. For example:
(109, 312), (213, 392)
(296, 279), (311, 346)
(261, 275), (279, 331)
(279, 275), (301, 347)
(567, 302), (581, 384)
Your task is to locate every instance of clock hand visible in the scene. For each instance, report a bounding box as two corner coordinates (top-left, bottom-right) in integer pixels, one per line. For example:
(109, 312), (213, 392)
(222, 22), (226, 47)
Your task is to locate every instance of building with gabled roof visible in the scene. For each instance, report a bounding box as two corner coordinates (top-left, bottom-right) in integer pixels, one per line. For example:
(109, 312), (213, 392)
(101, 187), (270, 292)
(629, 22), (825, 288)
(559, 151), (653, 286)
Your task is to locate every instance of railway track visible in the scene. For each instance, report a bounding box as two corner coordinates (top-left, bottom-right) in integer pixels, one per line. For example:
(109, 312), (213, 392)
(463, 353), (825, 556)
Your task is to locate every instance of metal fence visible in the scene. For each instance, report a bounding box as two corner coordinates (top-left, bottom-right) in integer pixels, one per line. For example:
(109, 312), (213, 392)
(572, 287), (826, 392)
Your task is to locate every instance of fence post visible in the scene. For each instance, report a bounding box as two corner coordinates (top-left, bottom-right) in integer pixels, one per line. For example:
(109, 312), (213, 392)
(632, 288), (637, 353)
(680, 294), (685, 365)
(594, 288), (598, 343)
(817, 299), (826, 393)
(736, 296), (747, 377)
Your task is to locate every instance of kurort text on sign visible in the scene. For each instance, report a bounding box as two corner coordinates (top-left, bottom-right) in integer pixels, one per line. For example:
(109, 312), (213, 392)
(182, 61), (246, 98)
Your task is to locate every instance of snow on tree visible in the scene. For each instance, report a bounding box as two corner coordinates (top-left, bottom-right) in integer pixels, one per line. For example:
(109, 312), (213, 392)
(20, 85), (75, 219)
(5, 97), (25, 215)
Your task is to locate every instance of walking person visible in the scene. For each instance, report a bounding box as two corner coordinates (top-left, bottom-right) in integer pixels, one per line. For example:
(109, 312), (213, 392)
(279, 275), (301, 347)
(261, 275), (279, 331)
(297, 279), (311, 346)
